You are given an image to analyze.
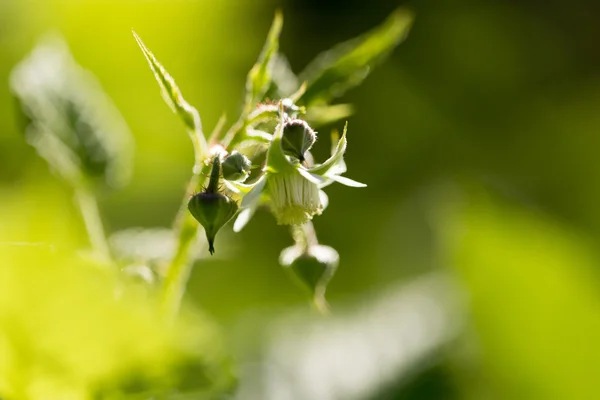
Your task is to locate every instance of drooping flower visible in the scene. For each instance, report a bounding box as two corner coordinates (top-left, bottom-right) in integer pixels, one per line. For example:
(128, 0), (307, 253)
(233, 102), (365, 229)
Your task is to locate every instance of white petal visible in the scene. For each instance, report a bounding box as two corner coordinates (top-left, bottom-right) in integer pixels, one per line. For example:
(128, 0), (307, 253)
(319, 190), (329, 210)
(297, 167), (326, 185)
(233, 207), (255, 232)
(241, 175), (266, 208)
(329, 174), (367, 187)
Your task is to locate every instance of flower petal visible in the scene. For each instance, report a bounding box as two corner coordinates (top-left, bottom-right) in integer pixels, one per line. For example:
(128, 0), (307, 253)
(233, 207), (256, 232)
(297, 167), (326, 185)
(319, 190), (329, 210)
(328, 174), (367, 187)
(241, 175), (266, 208)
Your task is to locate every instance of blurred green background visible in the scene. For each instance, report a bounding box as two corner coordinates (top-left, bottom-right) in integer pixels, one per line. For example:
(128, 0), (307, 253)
(3, 0), (600, 399)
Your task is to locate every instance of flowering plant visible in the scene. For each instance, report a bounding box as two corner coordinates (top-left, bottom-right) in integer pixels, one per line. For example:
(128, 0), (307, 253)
(8, 8), (412, 398)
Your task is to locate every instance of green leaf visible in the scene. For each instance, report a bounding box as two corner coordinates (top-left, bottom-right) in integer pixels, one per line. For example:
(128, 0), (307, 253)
(266, 52), (300, 99)
(304, 103), (355, 127)
(245, 11), (283, 109)
(133, 31), (207, 158)
(10, 36), (132, 189)
(299, 8), (414, 105)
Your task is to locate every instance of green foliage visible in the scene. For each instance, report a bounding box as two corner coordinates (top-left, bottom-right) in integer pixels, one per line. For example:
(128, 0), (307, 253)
(132, 31), (207, 161)
(0, 241), (233, 399)
(298, 8), (414, 106)
(10, 36), (132, 189)
(245, 11), (283, 111)
(5, 6), (414, 399)
(439, 191), (600, 399)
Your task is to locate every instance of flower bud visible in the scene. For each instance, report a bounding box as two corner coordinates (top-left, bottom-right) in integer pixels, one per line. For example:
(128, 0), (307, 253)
(281, 119), (316, 162)
(187, 157), (238, 254)
(279, 244), (339, 310)
(281, 97), (302, 117)
(221, 151), (251, 182)
(188, 192), (238, 255)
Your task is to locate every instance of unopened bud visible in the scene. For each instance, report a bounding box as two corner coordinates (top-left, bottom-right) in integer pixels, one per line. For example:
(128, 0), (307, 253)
(188, 157), (238, 254)
(281, 119), (316, 162)
(222, 151), (251, 182)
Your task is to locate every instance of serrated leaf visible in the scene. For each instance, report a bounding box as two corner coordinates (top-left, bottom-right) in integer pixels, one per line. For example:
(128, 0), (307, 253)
(245, 11), (283, 108)
(299, 8), (414, 105)
(133, 31), (207, 157)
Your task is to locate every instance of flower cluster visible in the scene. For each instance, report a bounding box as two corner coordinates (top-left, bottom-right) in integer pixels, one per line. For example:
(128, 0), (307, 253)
(130, 7), (412, 307)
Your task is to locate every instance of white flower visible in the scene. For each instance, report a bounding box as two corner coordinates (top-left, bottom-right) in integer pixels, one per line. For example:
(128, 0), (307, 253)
(233, 103), (365, 229)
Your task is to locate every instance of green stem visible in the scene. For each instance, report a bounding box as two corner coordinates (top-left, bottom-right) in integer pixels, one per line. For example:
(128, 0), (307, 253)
(220, 104), (279, 148)
(160, 164), (209, 320)
(161, 102), (280, 320)
(74, 188), (111, 264)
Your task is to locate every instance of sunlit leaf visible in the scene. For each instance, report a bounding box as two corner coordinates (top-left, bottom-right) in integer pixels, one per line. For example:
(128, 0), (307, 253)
(245, 11), (283, 108)
(299, 8), (413, 105)
(133, 31), (207, 158)
(266, 52), (300, 99)
(305, 103), (355, 128)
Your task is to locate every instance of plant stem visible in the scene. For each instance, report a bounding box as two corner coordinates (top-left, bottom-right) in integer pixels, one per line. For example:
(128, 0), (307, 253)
(160, 164), (209, 320)
(74, 188), (111, 263)
(292, 221), (318, 249)
(161, 102), (277, 320)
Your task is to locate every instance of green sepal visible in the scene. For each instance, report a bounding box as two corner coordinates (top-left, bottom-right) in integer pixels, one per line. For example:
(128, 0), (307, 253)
(308, 122), (348, 176)
(265, 104), (295, 174)
(281, 119), (316, 161)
